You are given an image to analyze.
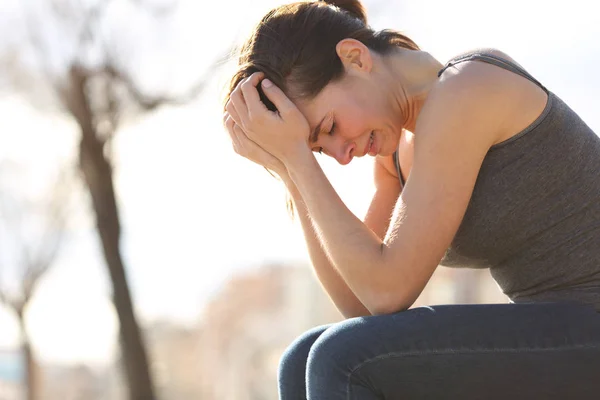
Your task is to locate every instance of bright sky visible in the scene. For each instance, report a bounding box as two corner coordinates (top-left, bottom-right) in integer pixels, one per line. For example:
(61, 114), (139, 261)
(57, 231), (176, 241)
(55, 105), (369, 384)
(0, 0), (599, 367)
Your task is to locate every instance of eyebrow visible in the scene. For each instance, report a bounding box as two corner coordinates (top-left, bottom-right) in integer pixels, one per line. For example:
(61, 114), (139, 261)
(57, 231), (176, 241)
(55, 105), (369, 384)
(309, 116), (326, 144)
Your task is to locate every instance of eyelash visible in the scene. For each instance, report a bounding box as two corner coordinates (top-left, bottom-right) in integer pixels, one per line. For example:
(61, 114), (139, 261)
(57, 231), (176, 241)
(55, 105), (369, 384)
(318, 121), (336, 154)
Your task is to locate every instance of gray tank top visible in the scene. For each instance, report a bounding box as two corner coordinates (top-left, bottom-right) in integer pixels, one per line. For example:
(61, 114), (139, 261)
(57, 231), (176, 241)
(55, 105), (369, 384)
(393, 50), (600, 311)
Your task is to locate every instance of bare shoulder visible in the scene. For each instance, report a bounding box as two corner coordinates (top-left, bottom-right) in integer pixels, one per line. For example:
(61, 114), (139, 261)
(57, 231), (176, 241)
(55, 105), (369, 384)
(482, 48), (522, 66)
(439, 47), (521, 81)
(436, 47), (548, 146)
(439, 47), (534, 87)
(448, 47), (520, 63)
(424, 57), (513, 148)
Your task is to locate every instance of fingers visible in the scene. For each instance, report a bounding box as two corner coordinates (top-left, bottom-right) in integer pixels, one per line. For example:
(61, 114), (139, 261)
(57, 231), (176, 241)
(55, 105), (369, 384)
(240, 72), (268, 118)
(225, 72), (307, 160)
(224, 112), (266, 162)
(228, 77), (250, 127)
(224, 113), (243, 155)
(226, 72), (267, 129)
(225, 99), (242, 127)
(232, 121), (279, 169)
(229, 72), (295, 129)
(223, 113), (236, 139)
(259, 78), (296, 116)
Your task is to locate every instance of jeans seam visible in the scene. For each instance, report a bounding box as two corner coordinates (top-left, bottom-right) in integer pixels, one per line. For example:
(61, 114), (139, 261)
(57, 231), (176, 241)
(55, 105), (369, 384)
(345, 343), (600, 400)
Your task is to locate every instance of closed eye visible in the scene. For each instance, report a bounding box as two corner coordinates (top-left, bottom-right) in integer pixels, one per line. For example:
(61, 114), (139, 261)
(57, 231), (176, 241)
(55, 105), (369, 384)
(315, 118), (335, 155)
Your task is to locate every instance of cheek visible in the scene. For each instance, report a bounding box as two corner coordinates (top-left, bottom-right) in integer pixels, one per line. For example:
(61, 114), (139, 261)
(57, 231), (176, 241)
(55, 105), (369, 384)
(338, 105), (374, 137)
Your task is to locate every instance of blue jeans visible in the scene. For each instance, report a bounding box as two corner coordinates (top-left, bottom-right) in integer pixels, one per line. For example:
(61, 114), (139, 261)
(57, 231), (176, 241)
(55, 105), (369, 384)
(278, 302), (600, 399)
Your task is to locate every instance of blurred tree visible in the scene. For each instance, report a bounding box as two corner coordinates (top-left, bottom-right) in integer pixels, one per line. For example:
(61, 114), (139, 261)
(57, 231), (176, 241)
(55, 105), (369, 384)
(0, 0), (228, 399)
(0, 162), (73, 400)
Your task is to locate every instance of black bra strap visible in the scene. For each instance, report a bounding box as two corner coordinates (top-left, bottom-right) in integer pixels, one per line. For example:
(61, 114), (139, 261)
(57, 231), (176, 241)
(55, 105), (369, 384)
(438, 51), (548, 94)
(392, 151), (405, 187)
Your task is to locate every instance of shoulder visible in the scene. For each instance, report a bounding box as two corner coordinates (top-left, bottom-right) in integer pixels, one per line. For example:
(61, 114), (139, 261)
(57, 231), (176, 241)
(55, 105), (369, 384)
(439, 47), (529, 94)
(443, 47), (522, 69)
(425, 48), (524, 145)
(439, 47), (524, 86)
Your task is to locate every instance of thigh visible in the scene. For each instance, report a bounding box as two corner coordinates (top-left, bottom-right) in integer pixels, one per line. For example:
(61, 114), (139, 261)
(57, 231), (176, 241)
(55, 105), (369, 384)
(306, 302), (600, 400)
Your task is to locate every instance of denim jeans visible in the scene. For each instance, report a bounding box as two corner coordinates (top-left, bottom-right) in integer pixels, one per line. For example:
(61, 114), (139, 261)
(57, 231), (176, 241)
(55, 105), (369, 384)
(278, 302), (600, 399)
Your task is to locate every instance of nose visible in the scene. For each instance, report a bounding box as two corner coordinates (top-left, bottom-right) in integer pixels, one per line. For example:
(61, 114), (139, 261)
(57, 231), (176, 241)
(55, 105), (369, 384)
(334, 142), (356, 165)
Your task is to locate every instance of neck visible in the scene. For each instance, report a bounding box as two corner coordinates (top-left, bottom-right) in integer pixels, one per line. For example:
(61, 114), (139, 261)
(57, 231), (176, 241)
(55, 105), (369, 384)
(384, 48), (443, 133)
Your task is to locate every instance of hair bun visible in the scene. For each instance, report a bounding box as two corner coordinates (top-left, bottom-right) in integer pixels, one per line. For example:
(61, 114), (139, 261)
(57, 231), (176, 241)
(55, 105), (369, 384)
(323, 0), (367, 25)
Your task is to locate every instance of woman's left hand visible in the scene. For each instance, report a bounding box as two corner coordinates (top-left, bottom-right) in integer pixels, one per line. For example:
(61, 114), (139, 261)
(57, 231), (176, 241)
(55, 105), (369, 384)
(225, 72), (311, 165)
(223, 111), (287, 177)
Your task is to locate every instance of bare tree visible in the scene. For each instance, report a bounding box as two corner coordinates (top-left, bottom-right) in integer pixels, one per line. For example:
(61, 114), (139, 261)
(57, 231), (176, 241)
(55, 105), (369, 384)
(0, 162), (73, 400)
(1, 1), (231, 399)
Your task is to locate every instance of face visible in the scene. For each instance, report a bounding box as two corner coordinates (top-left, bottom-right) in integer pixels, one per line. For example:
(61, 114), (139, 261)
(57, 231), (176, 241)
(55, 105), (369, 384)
(295, 55), (404, 165)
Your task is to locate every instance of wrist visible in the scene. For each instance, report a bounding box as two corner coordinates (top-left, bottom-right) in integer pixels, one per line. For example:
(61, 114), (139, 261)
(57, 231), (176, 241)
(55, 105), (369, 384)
(282, 144), (315, 174)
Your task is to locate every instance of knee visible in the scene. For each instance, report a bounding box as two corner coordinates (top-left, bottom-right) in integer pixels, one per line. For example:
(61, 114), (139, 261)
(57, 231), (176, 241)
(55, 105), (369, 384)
(278, 324), (331, 383)
(306, 318), (370, 375)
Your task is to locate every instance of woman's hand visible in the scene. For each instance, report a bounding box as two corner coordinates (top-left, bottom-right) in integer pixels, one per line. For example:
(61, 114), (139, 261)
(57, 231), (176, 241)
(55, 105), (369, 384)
(223, 111), (287, 177)
(224, 72), (312, 166)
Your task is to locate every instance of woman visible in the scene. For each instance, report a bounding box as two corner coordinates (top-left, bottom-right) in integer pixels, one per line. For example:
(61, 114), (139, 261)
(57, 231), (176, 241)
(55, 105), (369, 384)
(223, 0), (600, 398)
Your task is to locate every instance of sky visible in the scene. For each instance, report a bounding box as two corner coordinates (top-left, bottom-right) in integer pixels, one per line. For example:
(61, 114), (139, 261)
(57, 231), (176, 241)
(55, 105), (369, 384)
(0, 0), (599, 367)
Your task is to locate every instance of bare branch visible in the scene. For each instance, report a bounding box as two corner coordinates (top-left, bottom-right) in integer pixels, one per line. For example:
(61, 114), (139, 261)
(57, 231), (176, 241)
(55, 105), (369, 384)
(0, 162), (74, 305)
(22, 167), (74, 300)
(103, 47), (232, 110)
(74, 0), (116, 60)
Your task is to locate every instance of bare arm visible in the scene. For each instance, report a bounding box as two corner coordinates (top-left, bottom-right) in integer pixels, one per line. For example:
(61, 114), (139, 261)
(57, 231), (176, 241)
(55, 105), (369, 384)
(282, 173), (371, 319)
(280, 154), (402, 319)
(223, 91), (394, 319)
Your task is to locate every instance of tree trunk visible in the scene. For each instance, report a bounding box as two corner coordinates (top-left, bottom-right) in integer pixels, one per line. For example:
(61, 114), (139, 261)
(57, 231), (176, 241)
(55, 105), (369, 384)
(66, 67), (156, 400)
(18, 311), (38, 400)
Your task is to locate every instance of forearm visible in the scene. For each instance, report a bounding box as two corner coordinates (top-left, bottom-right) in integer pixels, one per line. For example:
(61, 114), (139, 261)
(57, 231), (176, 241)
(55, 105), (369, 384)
(285, 150), (394, 314)
(282, 174), (372, 319)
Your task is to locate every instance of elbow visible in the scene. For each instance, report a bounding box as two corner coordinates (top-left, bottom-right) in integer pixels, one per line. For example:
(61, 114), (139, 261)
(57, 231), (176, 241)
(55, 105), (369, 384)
(367, 292), (413, 316)
(340, 302), (375, 319)
(366, 252), (413, 315)
(369, 302), (411, 316)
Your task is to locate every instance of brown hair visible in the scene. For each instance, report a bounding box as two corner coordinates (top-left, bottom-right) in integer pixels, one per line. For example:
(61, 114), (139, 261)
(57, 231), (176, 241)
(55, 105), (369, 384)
(224, 0), (419, 217)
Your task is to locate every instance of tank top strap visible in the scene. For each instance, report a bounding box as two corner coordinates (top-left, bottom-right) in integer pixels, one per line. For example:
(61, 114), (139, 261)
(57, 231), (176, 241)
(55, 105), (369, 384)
(437, 50), (548, 94)
(392, 151), (405, 187)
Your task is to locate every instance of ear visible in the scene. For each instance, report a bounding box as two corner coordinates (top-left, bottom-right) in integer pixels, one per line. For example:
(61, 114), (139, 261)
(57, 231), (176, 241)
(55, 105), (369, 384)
(335, 38), (373, 74)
